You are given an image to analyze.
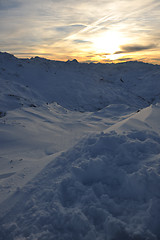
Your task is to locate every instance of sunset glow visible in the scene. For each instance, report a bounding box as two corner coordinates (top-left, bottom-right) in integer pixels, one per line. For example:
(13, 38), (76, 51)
(92, 31), (125, 54)
(0, 0), (160, 64)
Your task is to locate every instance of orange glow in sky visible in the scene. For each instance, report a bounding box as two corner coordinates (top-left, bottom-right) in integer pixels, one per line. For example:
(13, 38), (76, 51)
(0, 0), (160, 64)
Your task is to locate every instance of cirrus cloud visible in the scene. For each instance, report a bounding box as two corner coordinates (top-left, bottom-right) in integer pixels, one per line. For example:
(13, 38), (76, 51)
(0, 0), (160, 63)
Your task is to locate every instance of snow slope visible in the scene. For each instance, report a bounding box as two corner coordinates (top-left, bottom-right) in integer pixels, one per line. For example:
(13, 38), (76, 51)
(0, 52), (160, 240)
(1, 52), (160, 113)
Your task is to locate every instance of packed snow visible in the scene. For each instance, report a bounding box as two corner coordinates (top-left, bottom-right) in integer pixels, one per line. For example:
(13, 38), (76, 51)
(0, 52), (160, 240)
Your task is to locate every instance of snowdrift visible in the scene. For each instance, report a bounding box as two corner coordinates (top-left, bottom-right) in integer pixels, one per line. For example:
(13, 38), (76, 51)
(1, 105), (160, 239)
(0, 52), (160, 240)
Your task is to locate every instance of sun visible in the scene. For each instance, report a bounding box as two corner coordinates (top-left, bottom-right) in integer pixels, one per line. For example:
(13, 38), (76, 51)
(92, 30), (127, 56)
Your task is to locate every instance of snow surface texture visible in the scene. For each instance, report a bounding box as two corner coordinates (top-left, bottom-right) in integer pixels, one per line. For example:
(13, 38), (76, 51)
(0, 52), (160, 239)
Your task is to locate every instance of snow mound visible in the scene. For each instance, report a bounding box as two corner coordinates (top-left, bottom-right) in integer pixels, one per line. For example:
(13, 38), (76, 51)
(107, 103), (160, 135)
(1, 127), (160, 239)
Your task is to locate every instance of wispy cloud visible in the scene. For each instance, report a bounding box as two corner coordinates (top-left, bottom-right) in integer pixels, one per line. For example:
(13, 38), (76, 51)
(0, 0), (160, 63)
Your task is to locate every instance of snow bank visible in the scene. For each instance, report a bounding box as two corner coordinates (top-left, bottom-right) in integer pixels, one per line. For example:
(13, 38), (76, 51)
(1, 126), (160, 239)
(106, 103), (160, 135)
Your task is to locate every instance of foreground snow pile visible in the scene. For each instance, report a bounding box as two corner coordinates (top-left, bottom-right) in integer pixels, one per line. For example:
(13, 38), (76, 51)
(1, 104), (160, 240)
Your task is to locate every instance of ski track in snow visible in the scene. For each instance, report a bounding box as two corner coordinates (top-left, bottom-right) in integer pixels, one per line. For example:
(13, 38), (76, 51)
(0, 52), (160, 240)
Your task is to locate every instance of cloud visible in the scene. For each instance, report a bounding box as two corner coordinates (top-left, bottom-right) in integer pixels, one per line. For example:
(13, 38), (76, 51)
(115, 44), (157, 54)
(66, 14), (113, 40)
(0, 0), (160, 64)
(86, 52), (111, 58)
(54, 24), (85, 35)
(13, 52), (51, 56)
(116, 57), (133, 62)
(73, 39), (92, 44)
(0, 0), (21, 10)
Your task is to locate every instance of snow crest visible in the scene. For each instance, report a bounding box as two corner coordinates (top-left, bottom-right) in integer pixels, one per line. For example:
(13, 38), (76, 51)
(1, 129), (160, 240)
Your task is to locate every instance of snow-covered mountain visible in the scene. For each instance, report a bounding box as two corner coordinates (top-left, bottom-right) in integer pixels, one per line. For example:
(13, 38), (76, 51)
(1, 51), (160, 113)
(0, 52), (160, 240)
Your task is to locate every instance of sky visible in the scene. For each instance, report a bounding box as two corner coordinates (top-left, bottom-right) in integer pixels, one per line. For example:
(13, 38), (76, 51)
(0, 0), (160, 64)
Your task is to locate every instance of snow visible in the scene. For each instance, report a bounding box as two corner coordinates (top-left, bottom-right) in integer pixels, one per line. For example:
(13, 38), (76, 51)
(0, 52), (160, 239)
